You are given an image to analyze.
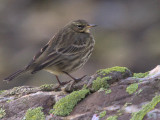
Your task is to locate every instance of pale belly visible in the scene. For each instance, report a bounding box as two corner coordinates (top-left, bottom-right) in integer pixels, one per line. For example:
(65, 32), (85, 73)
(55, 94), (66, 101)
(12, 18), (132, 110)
(44, 67), (63, 75)
(44, 43), (94, 75)
(44, 52), (92, 76)
(44, 59), (82, 75)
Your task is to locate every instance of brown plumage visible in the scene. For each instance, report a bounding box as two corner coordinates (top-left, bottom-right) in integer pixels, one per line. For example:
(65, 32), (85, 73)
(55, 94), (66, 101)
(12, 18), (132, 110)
(4, 19), (96, 85)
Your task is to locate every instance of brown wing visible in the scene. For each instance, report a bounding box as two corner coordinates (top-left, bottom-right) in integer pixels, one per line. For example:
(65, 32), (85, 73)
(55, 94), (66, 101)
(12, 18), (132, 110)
(31, 36), (91, 73)
(25, 42), (49, 70)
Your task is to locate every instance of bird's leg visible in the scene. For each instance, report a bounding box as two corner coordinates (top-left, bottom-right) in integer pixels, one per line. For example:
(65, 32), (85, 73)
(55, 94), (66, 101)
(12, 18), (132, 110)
(55, 75), (62, 85)
(63, 71), (87, 83)
(55, 75), (70, 86)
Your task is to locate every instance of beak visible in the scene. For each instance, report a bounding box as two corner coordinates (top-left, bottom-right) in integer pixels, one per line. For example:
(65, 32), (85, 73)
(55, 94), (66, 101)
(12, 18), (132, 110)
(87, 24), (97, 28)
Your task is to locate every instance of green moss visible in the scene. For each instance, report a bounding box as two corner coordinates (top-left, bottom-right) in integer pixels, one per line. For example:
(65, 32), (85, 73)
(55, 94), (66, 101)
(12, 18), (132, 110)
(82, 84), (87, 89)
(40, 84), (55, 91)
(99, 111), (107, 118)
(98, 88), (112, 95)
(117, 110), (123, 116)
(133, 72), (149, 78)
(124, 102), (132, 107)
(130, 95), (160, 120)
(52, 89), (89, 116)
(106, 115), (118, 120)
(24, 107), (45, 120)
(9, 87), (24, 95)
(6, 86), (35, 96)
(0, 90), (5, 95)
(98, 66), (129, 75)
(7, 99), (12, 103)
(0, 108), (6, 119)
(135, 89), (143, 95)
(105, 89), (112, 94)
(92, 66), (128, 91)
(126, 83), (138, 94)
(92, 76), (111, 91)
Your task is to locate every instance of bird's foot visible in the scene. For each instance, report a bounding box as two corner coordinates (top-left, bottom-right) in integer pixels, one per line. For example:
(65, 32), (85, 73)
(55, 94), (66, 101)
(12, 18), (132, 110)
(68, 75), (87, 89)
(58, 80), (71, 86)
(63, 71), (87, 83)
(74, 75), (87, 83)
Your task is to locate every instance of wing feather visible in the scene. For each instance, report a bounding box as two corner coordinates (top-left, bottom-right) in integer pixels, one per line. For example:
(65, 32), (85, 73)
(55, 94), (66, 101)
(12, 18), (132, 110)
(31, 31), (92, 73)
(25, 43), (49, 69)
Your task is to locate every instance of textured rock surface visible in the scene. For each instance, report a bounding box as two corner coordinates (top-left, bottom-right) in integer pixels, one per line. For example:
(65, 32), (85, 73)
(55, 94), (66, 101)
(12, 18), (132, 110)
(1, 66), (160, 120)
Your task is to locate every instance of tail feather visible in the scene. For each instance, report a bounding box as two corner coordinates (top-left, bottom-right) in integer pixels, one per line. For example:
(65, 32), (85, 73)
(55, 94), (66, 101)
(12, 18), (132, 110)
(4, 69), (26, 82)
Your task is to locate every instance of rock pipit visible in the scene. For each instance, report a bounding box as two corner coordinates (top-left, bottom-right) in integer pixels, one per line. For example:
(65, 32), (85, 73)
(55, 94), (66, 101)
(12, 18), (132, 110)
(4, 19), (96, 85)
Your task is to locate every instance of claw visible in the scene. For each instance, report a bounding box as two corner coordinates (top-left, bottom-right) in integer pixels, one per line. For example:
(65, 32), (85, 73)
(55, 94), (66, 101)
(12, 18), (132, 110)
(55, 75), (71, 86)
(60, 81), (71, 86)
(74, 75), (87, 82)
(63, 71), (87, 83)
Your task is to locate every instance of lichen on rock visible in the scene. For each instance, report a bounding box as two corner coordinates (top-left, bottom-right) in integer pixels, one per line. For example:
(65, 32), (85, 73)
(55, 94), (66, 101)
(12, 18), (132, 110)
(2, 86), (39, 97)
(126, 83), (138, 94)
(24, 107), (45, 120)
(52, 88), (90, 116)
(0, 90), (5, 95)
(97, 66), (129, 75)
(105, 89), (112, 94)
(92, 76), (111, 91)
(99, 110), (107, 118)
(106, 115), (118, 120)
(91, 66), (132, 92)
(39, 84), (56, 91)
(131, 95), (160, 120)
(0, 108), (6, 119)
(133, 72), (149, 78)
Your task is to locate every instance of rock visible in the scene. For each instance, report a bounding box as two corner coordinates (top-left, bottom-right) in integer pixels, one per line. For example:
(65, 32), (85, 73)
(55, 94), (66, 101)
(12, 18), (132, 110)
(0, 90), (64, 120)
(1, 66), (160, 120)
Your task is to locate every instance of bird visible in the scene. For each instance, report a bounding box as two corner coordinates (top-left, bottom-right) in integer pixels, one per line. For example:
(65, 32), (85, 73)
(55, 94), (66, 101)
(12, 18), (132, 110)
(4, 19), (96, 86)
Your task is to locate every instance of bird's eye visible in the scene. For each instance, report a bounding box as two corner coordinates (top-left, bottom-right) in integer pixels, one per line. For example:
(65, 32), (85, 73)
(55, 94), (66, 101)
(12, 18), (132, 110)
(77, 25), (84, 29)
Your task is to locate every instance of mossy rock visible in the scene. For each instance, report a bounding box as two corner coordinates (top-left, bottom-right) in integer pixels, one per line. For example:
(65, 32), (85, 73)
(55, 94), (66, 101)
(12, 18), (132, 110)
(133, 72), (149, 78)
(39, 84), (56, 91)
(106, 115), (118, 120)
(92, 76), (111, 91)
(96, 66), (132, 85)
(24, 107), (45, 120)
(0, 108), (6, 119)
(0, 90), (5, 95)
(2, 86), (38, 96)
(90, 66), (132, 91)
(131, 95), (160, 120)
(99, 111), (107, 118)
(126, 83), (138, 94)
(97, 66), (129, 75)
(52, 89), (90, 116)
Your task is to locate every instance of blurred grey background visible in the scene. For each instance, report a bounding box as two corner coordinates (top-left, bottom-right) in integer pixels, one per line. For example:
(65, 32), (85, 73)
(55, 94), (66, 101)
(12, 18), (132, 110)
(1, 0), (160, 90)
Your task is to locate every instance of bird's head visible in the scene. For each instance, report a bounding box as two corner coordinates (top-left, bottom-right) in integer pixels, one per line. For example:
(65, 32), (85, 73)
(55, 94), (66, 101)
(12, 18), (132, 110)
(69, 19), (97, 33)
